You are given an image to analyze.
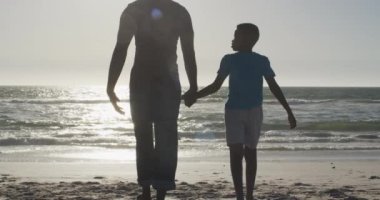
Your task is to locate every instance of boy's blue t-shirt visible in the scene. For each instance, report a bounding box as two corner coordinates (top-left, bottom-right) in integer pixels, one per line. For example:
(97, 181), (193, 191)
(218, 52), (275, 109)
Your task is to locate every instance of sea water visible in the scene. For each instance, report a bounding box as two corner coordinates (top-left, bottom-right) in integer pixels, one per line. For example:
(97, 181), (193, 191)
(0, 86), (379, 162)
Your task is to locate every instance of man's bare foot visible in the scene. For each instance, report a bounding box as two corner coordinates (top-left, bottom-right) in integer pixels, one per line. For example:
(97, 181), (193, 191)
(137, 195), (151, 200)
(137, 186), (151, 200)
(156, 189), (167, 200)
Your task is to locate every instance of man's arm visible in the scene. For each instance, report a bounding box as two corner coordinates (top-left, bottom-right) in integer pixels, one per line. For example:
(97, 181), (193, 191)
(265, 76), (297, 129)
(106, 8), (136, 114)
(179, 9), (198, 107)
(180, 31), (198, 92)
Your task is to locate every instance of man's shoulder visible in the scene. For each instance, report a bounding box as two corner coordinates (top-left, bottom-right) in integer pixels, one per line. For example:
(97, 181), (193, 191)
(127, 0), (143, 8)
(128, 0), (186, 9)
(169, 1), (190, 18)
(124, 1), (145, 16)
(125, 0), (151, 10)
(126, 0), (188, 15)
(169, 0), (187, 9)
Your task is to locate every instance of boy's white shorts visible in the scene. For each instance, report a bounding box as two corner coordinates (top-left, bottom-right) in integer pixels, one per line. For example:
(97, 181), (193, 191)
(225, 106), (263, 149)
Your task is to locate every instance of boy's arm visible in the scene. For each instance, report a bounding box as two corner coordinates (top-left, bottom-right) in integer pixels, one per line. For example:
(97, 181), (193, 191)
(182, 73), (226, 107)
(265, 76), (297, 129)
(183, 52), (230, 107)
(196, 74), (226, 99)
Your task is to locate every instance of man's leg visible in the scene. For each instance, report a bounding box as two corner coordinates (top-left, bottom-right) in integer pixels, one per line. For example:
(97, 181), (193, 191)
(152, 120), (178, 196)
(156, 190), (167, 200)
(134, 121), (154, 200)
(229, 144), (244, 200)
(244, 147), (257, 200)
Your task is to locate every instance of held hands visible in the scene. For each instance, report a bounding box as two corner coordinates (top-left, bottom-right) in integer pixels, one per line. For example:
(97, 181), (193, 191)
(182, 90), (198, 107)
(107, 90), (125, 115)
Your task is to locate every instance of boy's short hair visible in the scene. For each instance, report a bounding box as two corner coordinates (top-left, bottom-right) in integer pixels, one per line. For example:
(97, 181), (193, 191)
(237, 23), (260, 46)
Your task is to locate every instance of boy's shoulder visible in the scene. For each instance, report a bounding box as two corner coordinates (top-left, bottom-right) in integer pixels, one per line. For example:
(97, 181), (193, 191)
(223, 52), (269, 61)
(252, 52), (269, 60)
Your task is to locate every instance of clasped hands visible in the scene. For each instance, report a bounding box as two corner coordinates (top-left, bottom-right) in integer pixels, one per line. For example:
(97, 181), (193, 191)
(182, 90), (198, 107)
(108, 88), (198, 115)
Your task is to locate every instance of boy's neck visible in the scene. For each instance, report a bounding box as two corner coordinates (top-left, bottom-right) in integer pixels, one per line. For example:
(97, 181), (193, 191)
(237, 50), (252, 53)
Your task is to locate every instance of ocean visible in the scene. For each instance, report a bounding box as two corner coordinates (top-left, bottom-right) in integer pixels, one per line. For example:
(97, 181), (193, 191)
(0, 86), (379, 162)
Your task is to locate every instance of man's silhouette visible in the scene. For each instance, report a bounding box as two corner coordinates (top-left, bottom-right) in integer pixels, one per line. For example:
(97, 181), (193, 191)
(106, 0), (197, 199)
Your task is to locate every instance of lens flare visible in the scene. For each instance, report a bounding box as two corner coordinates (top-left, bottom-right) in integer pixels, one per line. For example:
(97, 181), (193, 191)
(151, 8), (163, 20)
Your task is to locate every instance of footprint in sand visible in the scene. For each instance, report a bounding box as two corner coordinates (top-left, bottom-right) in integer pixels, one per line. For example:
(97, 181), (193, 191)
(369, 176), (380, 180)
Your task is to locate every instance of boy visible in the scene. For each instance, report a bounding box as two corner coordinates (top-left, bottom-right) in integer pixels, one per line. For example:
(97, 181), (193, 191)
(183, 23), (296, 200)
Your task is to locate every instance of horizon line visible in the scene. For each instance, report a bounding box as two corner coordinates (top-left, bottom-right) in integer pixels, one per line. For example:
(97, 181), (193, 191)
(0, 84), (380, 88)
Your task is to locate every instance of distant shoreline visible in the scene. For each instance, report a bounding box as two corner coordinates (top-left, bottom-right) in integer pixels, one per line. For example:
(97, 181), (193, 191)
(1, 85), (380, 88)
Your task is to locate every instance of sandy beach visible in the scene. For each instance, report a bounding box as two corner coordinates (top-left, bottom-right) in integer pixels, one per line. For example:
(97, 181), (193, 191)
(1, 150), (380, 200)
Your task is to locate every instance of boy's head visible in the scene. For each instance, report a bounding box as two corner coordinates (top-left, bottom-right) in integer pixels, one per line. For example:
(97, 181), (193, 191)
(232, 23), (259, 51)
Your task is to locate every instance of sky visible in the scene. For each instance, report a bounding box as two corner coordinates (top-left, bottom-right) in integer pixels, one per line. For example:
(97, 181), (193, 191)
(0, 0), (379, 87)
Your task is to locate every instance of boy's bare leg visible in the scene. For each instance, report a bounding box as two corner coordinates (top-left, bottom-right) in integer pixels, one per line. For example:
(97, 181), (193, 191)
(244, 147), (257, 200)
(229, 144), (245, 200)
(156, 189), (167, 200)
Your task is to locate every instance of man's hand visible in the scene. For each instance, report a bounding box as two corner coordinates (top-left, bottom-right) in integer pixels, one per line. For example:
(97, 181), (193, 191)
(107, 90), (125, 115)
(288, 112), (296, 129)
(182, 90), (197, 107)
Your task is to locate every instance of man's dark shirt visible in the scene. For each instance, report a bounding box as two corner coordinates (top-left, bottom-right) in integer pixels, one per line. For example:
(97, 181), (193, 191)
(122, 0), (193, 83)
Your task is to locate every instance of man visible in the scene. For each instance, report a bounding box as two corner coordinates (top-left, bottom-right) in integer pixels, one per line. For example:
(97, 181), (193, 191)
(106, 0), (197, 199)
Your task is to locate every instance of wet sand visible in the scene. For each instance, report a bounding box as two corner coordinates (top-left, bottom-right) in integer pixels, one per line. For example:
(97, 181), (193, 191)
(1, 158), (380, 199)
